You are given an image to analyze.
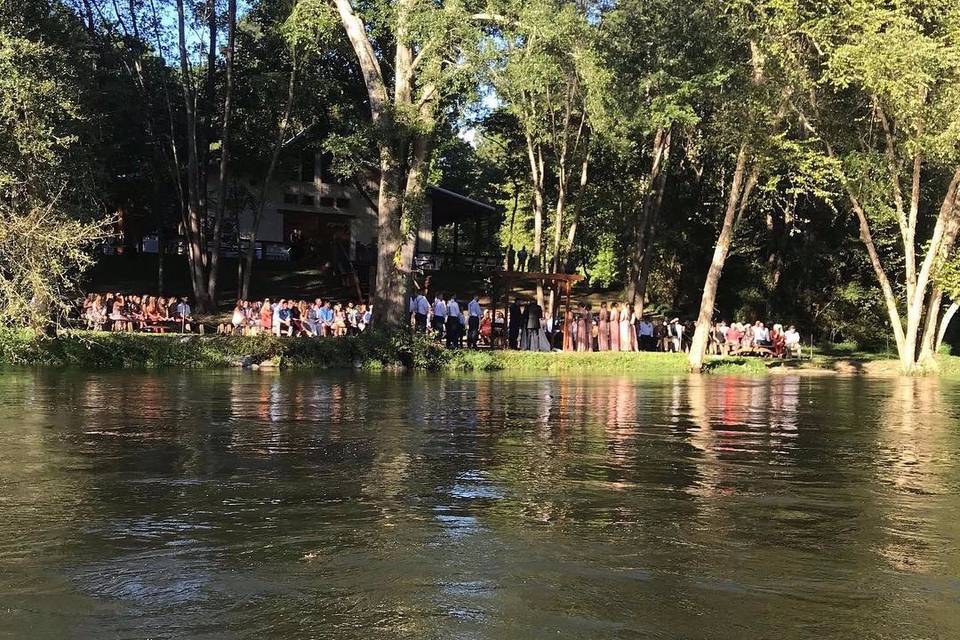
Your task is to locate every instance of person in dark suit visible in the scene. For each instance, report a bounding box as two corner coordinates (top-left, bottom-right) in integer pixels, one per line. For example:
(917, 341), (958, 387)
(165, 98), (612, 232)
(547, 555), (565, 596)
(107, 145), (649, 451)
(522, 299), (543, 350)
(508, 298), (522, 349)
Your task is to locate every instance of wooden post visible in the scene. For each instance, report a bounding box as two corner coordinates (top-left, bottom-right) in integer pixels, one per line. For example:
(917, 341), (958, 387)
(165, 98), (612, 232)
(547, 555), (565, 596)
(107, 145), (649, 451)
(563, 279), (572, 351)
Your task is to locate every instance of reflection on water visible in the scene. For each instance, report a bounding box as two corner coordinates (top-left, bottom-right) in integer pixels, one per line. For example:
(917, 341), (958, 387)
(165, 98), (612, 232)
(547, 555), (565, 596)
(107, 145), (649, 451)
(1, 370), (960, 639)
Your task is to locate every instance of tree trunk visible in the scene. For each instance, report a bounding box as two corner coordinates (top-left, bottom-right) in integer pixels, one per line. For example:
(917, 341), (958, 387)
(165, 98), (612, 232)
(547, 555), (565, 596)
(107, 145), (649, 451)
(524, 135), (546, 307)
(627, 127), (670, 303)
(207, 0), (236, 305)
(635, 128), (672, 308)
(175, 0), (211, 311)
(688, 145), (755, 371)
(372, 152), (408, 328)
(936, 302), (959, 353)
(919, 289), (943, 362)
(240, 58), (297, 300)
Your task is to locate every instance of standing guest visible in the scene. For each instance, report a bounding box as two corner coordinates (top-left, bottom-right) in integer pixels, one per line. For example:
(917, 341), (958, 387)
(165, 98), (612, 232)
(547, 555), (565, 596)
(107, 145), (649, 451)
(656, 317), (670, 352)
(446, 295), (462, 348)
(609, 303), (621, 351)
(414, 292), (430, 333)
(597, 302), (609, 351)
(576, 303), (591, 352)
(667, 317), (684, 352)
(522, 298), (549, 351)
(637, 315), (654, 351)
(506, 245), (516, 272)
(516, 246), (528, 272)
(508, 297), (522, 349)
(620, 304), (635, 352)
(563, 304), (575, 351)
(432, 292), (448, 339)
(362, 305), (372, 330)
(347, 302), (360, 335)
(467, 294), (482, 349)
(409, 294), (417, 327)
(493, 310), (506, 348)
(630, 305), (642, 351)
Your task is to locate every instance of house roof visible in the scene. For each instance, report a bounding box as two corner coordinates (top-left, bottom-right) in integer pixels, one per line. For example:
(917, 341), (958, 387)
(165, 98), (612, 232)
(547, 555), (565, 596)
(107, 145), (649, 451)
(428, 186), (497, 228)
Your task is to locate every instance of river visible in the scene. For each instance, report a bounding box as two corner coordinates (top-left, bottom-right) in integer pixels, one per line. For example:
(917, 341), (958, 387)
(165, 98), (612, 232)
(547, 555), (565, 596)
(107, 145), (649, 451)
(1, 369), (958, 639)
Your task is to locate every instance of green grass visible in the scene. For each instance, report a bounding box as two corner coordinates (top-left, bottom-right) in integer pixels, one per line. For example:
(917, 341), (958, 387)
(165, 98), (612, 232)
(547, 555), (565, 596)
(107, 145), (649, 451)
(7, 329), (960, 377)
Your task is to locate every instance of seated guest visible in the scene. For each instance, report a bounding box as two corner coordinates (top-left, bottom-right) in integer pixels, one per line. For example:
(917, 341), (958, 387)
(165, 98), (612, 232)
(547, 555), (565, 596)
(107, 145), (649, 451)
(143, 297), (161, 330)
(230, 302), (246, 335)
(480, 309), (493, 346)
(85, 294), (107, 330)
(319, 301), (335, 336)
(347, 302), (359, 335)
(331, 303), (347, 336)
(290, 300), (306, 335)
(785, 325), (801, 356)
(259, 299), (273, 334)
(741, 323), (755, 351)
(493, 309), (506, 348)
(277, 300), (293, 336)
(109, 296), (131, 332)
(272, 299), (285, 336)
(754, 321), (771, 347)
(771, 323), (786, 357)
(174, 297), (194, 332)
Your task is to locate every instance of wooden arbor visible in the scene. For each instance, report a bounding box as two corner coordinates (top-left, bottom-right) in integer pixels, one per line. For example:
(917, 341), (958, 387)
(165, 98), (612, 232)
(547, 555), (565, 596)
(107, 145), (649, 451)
(490, 271), (585, 351)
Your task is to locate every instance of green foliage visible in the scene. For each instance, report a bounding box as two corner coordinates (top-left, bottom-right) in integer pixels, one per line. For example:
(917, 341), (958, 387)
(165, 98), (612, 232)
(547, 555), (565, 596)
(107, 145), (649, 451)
(586, 235), (620, 288)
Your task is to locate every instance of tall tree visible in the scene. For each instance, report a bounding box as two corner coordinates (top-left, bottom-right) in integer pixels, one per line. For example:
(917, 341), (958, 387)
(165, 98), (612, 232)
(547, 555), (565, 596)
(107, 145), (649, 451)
(793, 0), (960, 370)
(331, 0), (483, 328)
(487, 0), (608, 309)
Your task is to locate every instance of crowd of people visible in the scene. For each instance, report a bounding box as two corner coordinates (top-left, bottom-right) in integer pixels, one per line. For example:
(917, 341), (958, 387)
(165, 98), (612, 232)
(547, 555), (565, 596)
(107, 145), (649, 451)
(708, 320), (802, 357)
(82, 293), (198, 333)
(410, 292), (803, 357)
(80, 290), (802, 358)
(80, 293), (373, 337)
(219, 299), (372, 337)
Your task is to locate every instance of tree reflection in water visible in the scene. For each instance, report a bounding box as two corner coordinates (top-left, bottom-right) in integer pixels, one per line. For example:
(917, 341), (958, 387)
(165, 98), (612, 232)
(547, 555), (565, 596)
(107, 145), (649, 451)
(1, 370), (959, 639)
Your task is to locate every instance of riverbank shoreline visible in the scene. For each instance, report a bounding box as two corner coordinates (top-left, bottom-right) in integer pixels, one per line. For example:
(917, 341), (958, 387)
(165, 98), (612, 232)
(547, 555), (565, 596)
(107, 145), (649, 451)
(1, 330), (957, 376)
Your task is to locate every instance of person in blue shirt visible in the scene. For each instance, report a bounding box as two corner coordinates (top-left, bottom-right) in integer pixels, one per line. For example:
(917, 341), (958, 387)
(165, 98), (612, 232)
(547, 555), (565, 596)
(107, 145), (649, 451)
(467, 295), (482, 349)
(446, 295), (462, 348)
(319, 301), (335, 336)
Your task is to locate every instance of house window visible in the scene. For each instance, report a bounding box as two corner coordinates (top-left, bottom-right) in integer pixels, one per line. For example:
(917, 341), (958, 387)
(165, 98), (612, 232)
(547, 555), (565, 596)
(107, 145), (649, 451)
(319, 151), (339, 185)
(300, 152), (316, 183)
(336, 198), (350, 209)
(300, 194), (315, 206)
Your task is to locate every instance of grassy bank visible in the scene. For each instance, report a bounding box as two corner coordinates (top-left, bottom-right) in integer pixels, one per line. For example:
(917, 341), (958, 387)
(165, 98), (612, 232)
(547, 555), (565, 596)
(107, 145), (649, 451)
(0, 329), (690, 373)
(2, 329), (959, 376)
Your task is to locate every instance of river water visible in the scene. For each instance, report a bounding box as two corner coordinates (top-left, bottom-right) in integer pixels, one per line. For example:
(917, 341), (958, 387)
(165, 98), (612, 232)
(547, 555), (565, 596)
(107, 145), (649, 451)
(1, 369), (958, 639)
